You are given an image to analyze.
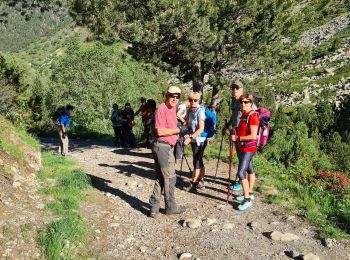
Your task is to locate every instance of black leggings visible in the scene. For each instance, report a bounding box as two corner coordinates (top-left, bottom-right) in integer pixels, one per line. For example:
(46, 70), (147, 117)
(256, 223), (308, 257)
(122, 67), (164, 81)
(236, 151), (255, 180)
(191, 140), (207, 169)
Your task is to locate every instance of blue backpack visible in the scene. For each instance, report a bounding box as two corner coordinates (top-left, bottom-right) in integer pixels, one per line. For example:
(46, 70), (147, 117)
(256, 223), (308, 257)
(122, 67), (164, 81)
(201, 107), (217, 138)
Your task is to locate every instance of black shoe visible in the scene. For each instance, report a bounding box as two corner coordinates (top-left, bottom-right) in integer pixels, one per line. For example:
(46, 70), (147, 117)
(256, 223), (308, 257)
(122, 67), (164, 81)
(165, 206), (186, 215)
(183, 181), (197, 192)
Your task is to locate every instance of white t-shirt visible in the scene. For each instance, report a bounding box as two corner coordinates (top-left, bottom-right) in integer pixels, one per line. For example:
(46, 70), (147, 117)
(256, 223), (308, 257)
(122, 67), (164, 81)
(177, 103), (187, 119)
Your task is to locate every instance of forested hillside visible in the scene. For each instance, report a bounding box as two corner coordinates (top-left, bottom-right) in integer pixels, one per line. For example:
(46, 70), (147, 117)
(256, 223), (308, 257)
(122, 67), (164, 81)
(1, 0), (350, 256)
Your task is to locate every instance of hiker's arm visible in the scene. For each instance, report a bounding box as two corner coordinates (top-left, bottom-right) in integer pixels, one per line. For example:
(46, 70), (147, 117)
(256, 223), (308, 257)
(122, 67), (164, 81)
(156, 128), (180, 137)
(191, 120), (204, 138)
(231, 125), (258, 142)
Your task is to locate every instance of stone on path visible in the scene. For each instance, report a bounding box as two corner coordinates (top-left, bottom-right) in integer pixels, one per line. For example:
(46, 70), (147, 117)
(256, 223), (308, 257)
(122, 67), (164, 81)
(204, 218), (218, 226)
(268, 231), (299, 241)
(183, 218), (202, 229)
(222, 222), (234, 230)
(179, 252), (192, 260)
(139, 246), (147, 253)
(248, 222), (258, 230)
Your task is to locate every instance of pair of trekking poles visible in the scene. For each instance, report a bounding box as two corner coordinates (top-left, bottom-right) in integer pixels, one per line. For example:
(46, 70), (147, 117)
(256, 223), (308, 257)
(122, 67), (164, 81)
(179, 119), (236, 203)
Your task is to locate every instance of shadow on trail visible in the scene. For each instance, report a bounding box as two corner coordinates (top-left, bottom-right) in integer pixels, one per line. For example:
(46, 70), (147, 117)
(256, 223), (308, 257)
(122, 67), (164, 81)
(98, 162), (156, 180)
(39, 137), (116, 153)
(87, 174), (150, 216)
(112, 149), (153, 159)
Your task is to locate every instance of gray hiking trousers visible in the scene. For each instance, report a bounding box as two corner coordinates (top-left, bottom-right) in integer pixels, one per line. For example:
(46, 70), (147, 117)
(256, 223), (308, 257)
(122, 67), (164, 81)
(149, 141), (177, 213)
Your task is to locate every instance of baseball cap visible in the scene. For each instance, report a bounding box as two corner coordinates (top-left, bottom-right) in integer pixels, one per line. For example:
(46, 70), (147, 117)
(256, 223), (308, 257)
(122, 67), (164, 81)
(231, 80), (244, 89)
(167, 86), (181, 94)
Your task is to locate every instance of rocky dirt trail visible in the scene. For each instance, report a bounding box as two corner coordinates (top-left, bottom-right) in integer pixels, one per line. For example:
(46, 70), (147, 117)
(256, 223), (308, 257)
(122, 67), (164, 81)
(41, 139), (350, 260)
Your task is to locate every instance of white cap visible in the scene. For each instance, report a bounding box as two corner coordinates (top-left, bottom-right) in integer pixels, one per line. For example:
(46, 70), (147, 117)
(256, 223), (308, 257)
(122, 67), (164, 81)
(167, 86), (181, 94)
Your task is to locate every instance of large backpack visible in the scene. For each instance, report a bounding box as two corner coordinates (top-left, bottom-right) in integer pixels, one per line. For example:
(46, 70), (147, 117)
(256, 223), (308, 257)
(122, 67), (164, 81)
(246, 107), (271, 148)
(52, 106), (65, 127)
(191, 106), (217, 138)
(200, 107), (217, 138)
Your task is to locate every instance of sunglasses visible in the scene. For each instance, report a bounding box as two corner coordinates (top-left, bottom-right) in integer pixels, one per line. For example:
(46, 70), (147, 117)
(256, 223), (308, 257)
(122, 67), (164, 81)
(240, 100), (251, 104)
(169, 94), (180, 99)
(189, 98), (199, 102)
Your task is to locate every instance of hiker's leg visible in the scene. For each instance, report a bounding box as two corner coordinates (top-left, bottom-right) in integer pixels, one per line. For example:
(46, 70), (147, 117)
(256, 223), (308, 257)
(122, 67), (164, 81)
(174, 136), (184, 161)
(191, 142), (201, 183)
(58, 129), (63, 155)
(237, 152), (255, 199)
(153, 143), (178, 212)
(247, 154), (256, 192)
(149, 145), (164, 214)
(198, 140), (207, 181)
(63, 133), (69, 155)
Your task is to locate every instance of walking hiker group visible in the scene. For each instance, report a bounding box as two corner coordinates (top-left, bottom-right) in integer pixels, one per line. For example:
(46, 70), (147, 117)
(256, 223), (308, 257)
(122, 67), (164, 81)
(53, 79), (270, 217)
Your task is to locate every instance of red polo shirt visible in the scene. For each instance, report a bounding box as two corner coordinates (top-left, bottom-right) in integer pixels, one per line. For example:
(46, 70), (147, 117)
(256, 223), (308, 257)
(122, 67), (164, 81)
(237, 110), (260, 152)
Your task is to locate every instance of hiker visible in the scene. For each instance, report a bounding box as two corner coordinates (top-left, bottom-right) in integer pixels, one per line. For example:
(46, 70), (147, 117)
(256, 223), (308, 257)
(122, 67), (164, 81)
(230, 94), (259, 211)
(183, 92), (207, 192)
(174, 99), (190, 161)
(149, 86), (186, 217)
(222, 80), (257, 191)
(143, 99), (157, 147)
(56, 104), (74, 156)
(121, 102), (135, 148)
(135, 97), (149, 145)
(111, 104), (123, 147)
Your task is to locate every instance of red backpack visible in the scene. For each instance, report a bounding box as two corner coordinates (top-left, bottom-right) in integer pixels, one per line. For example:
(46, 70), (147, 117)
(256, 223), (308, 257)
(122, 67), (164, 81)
(243, 108), (271, 149)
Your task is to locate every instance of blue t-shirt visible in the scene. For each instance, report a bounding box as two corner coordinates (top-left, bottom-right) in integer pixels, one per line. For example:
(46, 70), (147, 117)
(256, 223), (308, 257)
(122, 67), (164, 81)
(59, 112), (71, 128)
(187, 106), (206, 144)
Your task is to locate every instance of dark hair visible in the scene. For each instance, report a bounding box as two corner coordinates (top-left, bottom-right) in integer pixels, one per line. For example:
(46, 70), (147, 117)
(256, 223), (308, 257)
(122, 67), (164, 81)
(146, 99), (157, 113)
(113, 103), (118, 108)
(125, 102), (131, 108)
(238, 94), (254, 103)
(66, 104), (74, 111)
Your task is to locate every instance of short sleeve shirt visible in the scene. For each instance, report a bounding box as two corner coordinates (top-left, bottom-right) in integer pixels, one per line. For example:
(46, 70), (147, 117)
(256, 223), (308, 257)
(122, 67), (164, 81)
(237, 111), (260, 152)
(187, 106), (206, 143)
(59, 112), (71, 128)
(155, 103), (178, 146)
(231, 98), (257, 128)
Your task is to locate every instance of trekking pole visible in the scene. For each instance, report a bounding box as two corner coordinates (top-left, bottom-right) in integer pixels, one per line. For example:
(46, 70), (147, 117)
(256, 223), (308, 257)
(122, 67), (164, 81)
(213, 119), (227, 184)
(226, 129), (234, 204)
(183, 150), (192, 172)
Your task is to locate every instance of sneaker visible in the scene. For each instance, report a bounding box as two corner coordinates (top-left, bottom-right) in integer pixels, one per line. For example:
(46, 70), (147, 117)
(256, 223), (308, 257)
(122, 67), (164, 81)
(230, 182), (242, 191)
(238, 200), (253, 211)
(235, 194), (255, 201)
(196, 179), (205, 190)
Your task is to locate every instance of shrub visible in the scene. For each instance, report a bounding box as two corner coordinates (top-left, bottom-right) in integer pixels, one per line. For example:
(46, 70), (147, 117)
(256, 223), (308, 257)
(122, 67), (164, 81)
(317, 170), (349, 196)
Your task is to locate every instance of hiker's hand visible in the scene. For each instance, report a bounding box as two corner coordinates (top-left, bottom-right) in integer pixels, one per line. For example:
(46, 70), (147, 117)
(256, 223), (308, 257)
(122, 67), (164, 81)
(184, 135), (191, 145)
(221, 126), (227, 135)
(230, 134), (236, 142)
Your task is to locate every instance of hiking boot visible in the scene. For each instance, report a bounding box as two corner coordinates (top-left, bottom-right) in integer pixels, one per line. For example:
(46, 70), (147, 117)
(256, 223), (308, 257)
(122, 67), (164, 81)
(149, 211), (158, 218)
(230, 182), (242, 191)
(196, 179), (205, 190)
(183, 181), (197, 192)
(238, 200), (253, 211)
(236, 194), (255, 201)
(165, 205), (186, 215)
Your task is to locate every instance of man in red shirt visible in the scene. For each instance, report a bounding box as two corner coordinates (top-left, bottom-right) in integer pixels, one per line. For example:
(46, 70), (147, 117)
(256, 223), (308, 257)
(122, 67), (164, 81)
(149, 86), (186, 217)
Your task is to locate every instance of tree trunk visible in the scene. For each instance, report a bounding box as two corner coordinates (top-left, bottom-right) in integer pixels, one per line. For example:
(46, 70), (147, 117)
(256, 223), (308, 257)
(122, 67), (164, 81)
(192, 62), (204, 93)
(210, 84), (222, 108)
